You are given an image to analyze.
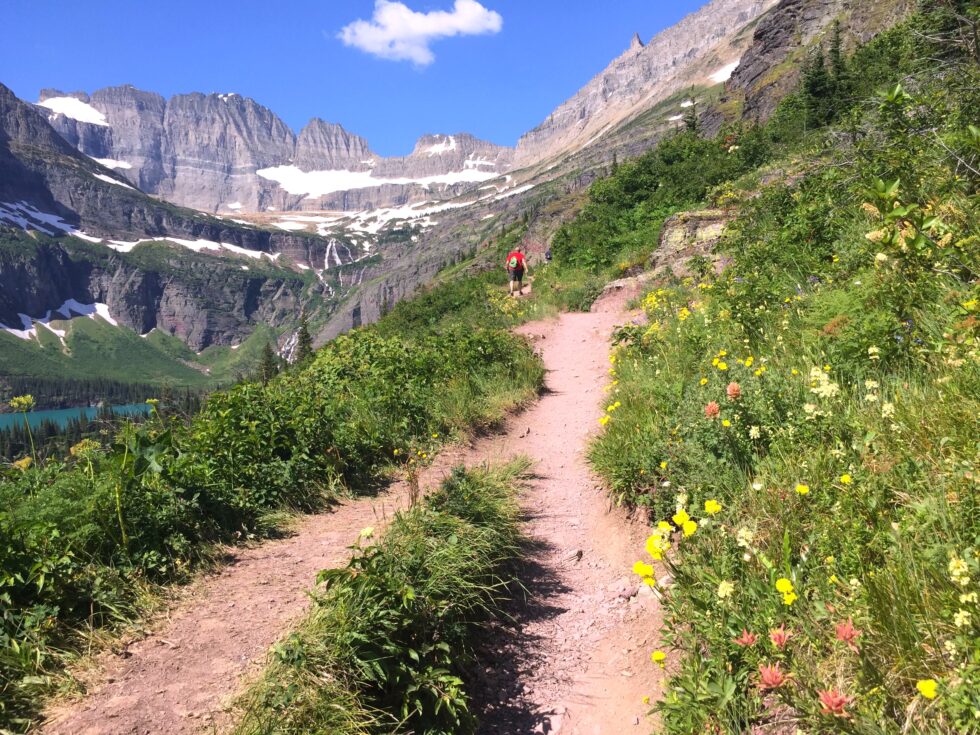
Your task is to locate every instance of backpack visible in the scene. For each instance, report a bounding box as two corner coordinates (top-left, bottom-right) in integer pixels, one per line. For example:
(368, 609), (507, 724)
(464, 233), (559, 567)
(508, 255), (520, 268)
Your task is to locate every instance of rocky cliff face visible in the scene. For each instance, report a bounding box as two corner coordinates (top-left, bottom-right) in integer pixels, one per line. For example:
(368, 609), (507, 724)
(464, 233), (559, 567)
(38, 88), (512, 213)
(513, 0), (778, 167)
(1, 82), (365, 351)
(726, 0), (915, 120)
(0, 236), (310, 351)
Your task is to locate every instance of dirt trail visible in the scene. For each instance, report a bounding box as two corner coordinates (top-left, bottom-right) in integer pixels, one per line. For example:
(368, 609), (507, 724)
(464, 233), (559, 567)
(43, 285), (664, 735)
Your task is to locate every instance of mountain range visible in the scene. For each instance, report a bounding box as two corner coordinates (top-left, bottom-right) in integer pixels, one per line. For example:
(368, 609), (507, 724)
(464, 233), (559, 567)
(0, 0), (909, 398)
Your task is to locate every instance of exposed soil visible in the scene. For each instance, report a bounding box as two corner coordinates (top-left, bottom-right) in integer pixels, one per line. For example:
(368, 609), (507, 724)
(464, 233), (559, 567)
(42, 283), (665, 735)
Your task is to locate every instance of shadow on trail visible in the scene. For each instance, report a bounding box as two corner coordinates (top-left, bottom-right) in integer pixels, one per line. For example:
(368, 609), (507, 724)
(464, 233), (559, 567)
(470, 525), (571, 734)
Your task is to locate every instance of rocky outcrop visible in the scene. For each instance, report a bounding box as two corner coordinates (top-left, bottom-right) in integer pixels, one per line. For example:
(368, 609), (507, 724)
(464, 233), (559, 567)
(727, 0), (915, 120)
(514, 0), (777, 166)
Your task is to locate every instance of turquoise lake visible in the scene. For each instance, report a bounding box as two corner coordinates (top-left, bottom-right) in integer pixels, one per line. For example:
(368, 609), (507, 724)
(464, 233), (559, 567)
(0, 404), (152, 431)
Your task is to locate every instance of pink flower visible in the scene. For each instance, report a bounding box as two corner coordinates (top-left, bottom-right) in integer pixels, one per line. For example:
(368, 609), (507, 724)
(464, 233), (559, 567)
(704, 401), (721, 419)
(769, 625), (792, 650)
(818, 689), (852, 718)
(726, 382), (742, 401)
(835, 618), (862, 653)
(758, 663), (789, 690)
(734, 629), (758, 647)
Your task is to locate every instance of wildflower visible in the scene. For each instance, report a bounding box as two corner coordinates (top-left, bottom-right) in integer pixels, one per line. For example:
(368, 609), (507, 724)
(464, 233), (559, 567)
(704, 401), (720, 419)
(819, 689), (852, 718)
(868, 346), (881, 361)
(12, 456), (33, 471)
(835, 618), (862, 652)
(717, 361), (729, 371)
(660, 460), (668, 470)
(840, 474), (852, 485)
(726, 382), (742, 401)
(754, 366), (767, 377)
(9, 395), (35, 412)
(770, 625), (791, 649)
(874, 252), (889, 265)
(393, 448), (402, 456)
(916, 679), (939, 700)
(791, 369), (799, 376)
(678, 307), (691, 321)
(682, 520), (698, 537)
(642, 695), (650, 705)
(960, 592), (978, 604)
(70, 438), (101, 458)
(882, 402), (896, 418)
(699, 377), (709, 385)
(749, 425), (761, 439)
(359, 526), (375, 538)
(758, 663), (789, 690)
(431, 433), (439, 439)
(645, 533), (670, 561)
(633, 561), (655, 578)
(744, 356), (754, 368)
(722, 419), (732, 427)
(599, 415), (611, 426)
(776, 577), (793, 595)
(782, 591), (799, 606)
(865, 380), (879, 390)
(864, 392), (879, 403)
(704, 499), (722, 515)
(717, 580), (735, 599)
(657, 521), (674, 533)
(736, 528), (755, 548)
(734, 629), (758, 647)
(953, 610), (972, 628)
(651, 650), (667, 668)
(672, 509), (690, 526)
(145, 398), (160, 407)
(949, 557), (970, 586)
(795, 483), (810, 496)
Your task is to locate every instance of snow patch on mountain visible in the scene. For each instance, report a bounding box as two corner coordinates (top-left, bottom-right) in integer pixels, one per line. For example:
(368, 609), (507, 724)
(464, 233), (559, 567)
(710, 60), (741, 83)
(37, 96), (109, 126)
(0, 298), (119, 343)
(92, 157), (133, 170)
(424, 136), (457, 156)
(93, 172), (136, 190)
(256, 165), (497, 199)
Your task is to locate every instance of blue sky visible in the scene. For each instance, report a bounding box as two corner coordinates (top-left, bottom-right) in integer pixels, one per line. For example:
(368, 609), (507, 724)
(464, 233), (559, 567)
(1, 0), (705, 157)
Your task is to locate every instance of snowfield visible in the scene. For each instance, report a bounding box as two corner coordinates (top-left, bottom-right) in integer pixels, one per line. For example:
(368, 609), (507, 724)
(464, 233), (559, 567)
(37, 96), (109, 126)
(256, 165), (498, 199)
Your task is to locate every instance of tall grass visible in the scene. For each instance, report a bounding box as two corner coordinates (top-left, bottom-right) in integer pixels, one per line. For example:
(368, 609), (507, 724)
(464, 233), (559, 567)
(232, 460), (531, 735)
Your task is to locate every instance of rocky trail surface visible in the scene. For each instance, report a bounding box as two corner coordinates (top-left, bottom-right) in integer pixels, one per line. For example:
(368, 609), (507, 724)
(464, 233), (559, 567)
(42, 285), (665, 735)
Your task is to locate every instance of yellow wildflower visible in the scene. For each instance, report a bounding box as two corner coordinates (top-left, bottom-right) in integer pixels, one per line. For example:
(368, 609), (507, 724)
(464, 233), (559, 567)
(795, 483), (810, 496)
(633, 561), (655, 578)
(699, 377), (708, 385)
(672, 509), (690, 526)
(840, 474), (853, 485)
(775, 578), (794, 594)
(682, 520), (697, 537)
(782, 591), (799, 606)
(651, 650), (667, 667)
(717, 580), (735, 599)
(916, 679), (938, 700)
(722, 419), (732, 427)
(704, 499), (722, 515)
(599, 415), (611, 426)
(718, 361), (729, 371)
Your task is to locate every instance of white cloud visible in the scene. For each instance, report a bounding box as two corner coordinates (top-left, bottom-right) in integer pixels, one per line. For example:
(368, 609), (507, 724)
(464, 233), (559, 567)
(339, 0), (502, 65)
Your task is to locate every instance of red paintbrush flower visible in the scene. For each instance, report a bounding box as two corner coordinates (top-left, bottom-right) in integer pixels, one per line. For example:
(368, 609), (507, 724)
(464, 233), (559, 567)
(704, 401), (721, 419)
(835, 617), (862, 653)
(726, 382), (742, 401)
(818, 689), (852, 718)
(758, 663), (789, 690)
(769, 625), (791, 650)
(734, 628), (758, 647)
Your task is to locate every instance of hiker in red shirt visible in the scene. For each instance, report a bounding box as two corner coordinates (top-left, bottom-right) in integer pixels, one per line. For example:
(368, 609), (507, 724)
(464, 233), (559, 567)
(505, 247), (530, 296)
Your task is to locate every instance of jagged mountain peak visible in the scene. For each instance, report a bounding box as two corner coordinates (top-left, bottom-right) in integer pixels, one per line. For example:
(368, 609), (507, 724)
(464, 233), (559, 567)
(630, 32), (645, 51)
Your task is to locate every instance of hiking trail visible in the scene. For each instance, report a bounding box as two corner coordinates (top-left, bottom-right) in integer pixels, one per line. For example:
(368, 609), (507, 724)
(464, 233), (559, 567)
(43, 285), (665, 735)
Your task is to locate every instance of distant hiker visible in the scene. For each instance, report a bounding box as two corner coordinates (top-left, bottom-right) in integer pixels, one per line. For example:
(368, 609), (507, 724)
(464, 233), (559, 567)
(545, 247), (552, 263)
(505, 246), (530, 296)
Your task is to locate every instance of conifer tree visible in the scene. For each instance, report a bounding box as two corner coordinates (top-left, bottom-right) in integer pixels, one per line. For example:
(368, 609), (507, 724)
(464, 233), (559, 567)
(296, 317), (314, 364)
(260, 342), (279, 384)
